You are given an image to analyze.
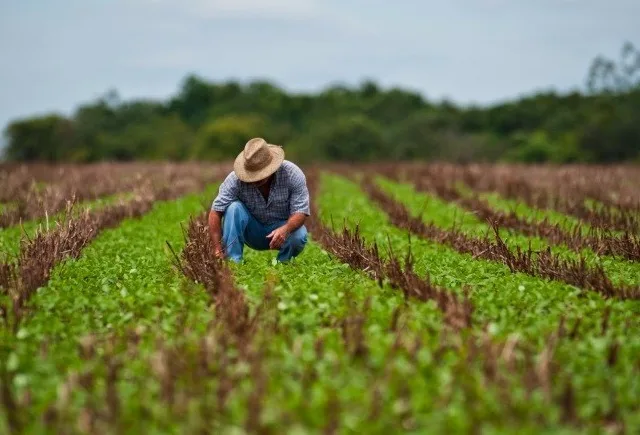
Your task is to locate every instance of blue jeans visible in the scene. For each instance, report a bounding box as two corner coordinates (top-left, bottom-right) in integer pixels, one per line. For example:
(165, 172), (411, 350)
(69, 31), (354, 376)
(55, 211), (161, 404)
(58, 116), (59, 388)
(221, 201), (308, 263)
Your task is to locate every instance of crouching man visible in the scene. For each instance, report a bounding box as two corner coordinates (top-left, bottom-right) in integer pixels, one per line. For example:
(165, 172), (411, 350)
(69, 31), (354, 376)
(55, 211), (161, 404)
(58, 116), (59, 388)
(209, 137), (310, 263)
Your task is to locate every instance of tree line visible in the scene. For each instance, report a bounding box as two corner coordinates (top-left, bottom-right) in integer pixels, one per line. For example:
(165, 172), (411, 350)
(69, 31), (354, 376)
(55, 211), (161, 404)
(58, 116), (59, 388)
(3, 42), (640, 164)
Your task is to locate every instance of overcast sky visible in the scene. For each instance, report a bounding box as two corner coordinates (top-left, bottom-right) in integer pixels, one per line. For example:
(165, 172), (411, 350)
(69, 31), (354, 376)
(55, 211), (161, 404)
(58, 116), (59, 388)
(1, 0), (639, 133)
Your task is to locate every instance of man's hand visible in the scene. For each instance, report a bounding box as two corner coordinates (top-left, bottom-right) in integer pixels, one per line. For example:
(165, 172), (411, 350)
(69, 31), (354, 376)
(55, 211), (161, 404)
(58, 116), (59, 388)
(267, 213), (306, 250)
(267, 225), (290, 250)
(213, 243), (225, 259)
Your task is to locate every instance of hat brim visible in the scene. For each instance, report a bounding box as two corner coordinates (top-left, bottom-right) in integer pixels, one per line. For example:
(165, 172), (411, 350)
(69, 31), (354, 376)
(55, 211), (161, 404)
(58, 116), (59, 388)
(233, 145), (285, 183)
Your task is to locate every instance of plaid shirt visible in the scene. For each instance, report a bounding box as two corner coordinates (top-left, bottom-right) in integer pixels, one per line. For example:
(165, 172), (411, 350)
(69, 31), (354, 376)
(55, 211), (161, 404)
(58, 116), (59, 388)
(211, 160), (311, 225)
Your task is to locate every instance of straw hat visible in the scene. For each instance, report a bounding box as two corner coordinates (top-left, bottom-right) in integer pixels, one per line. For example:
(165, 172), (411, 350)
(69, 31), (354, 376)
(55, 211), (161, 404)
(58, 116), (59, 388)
(234, 137), (285, 182)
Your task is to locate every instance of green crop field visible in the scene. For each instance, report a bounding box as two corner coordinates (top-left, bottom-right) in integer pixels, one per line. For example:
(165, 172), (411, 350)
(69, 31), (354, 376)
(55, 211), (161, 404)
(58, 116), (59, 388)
(1, 162), (639, 434)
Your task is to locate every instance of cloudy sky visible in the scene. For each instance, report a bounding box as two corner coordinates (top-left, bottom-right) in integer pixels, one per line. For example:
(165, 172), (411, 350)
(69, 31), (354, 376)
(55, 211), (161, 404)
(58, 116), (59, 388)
(1, 0), (639, 132)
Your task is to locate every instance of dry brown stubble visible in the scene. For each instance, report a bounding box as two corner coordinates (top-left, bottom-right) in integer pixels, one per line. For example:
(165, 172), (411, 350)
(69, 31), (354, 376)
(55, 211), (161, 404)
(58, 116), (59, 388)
(354, 172), (639, 300)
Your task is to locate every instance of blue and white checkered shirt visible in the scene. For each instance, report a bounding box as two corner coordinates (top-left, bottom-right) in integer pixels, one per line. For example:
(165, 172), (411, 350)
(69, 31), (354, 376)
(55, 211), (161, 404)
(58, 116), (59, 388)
(211, 160), (311, 225)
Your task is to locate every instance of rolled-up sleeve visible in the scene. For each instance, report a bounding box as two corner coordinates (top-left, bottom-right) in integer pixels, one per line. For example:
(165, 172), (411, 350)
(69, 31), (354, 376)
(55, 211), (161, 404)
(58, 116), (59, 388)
(211, 172), (240, 213)
(289, 167), (310, 216)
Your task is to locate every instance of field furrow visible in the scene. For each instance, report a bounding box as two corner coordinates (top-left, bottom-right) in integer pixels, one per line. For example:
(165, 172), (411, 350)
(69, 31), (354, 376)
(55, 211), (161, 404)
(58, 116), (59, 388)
(456, 164), (640, 233)
(2, 163), (639, 433)
(479, 190), (593, 231)
(0, 193), (132, 258)
(368, 162), (640, 233)
(17, 254), (589, 432)
(307, 170), (473, 330)
(0, 165), (226, 328)
(99, 196), (623, 432)
(312, 171), (640, 430)
(0, 185), (220, 428)
(388, 167), (640, 263)
(369, 175), (640, 293)
(319, 169), (640, 338)
(1, 197), (149, 332)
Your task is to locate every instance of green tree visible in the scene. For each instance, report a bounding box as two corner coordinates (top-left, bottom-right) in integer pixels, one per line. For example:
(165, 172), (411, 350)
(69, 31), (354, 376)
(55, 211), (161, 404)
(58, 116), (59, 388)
(4, 41), (640, 164)
(578, 101), (640, 162)
(313, 115), (387, 162)
(503, 131), (580, 164)
(4, 114), (75, 161)
(169, 75), (220, 126)
(192, 114), (267, 160)
(99, 114), (195, 161)
(391, 110), (443, 160)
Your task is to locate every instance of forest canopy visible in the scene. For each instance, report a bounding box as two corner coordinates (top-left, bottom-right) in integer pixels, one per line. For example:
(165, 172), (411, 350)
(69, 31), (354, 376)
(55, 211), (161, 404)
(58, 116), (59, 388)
(3, 42), (640, 164)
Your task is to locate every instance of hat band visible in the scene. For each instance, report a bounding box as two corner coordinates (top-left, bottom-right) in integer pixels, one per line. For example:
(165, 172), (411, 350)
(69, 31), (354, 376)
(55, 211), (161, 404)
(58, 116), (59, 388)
(244, 149), (273, 171)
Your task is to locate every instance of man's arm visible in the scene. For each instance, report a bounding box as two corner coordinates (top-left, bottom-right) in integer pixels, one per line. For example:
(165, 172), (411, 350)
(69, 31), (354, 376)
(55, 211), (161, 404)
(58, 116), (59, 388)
(209, 172), (240, 258)
(284, 212), (306, 233)
(208, 210), (225, 258)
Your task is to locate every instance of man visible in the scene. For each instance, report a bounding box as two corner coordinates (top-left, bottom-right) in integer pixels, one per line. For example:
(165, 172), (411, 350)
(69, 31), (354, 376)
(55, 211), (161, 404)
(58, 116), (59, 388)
(209, 137), (310, 263)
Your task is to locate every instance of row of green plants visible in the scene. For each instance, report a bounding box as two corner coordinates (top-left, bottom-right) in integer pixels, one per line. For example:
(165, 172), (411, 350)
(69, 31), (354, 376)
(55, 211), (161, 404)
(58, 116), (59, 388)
(317, 173), (639, 427)
(1, 171), (638, 432)
(321, 173), (639, 332)
(368, 162), (639, 234)
(374, 176), (640, 287)
(480, 191), (605, 233)
(1, 186), (219, 430)
(0, 193), (130, 258)
(0, 215), (603, 432)
(2, 195), (453, 432)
